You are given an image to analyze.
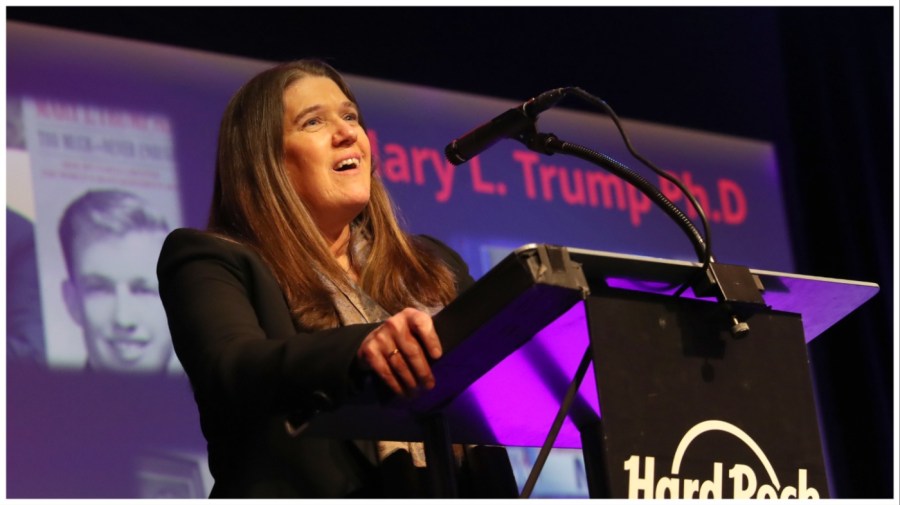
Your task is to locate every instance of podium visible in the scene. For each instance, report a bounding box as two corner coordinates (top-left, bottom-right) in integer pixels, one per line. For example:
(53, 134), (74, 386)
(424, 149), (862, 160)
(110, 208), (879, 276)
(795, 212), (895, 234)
(306, 244), (879, 498)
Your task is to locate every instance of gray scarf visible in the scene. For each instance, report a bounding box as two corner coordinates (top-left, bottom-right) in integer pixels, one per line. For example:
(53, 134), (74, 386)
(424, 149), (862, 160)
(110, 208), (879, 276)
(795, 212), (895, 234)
(323, 229), (440, 467)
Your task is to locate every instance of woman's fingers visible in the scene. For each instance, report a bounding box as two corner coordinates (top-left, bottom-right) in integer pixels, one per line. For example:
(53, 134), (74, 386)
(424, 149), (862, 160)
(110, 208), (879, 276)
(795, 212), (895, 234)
(356, 307), (442, 397)
(357, 337), (403, 395)
(387, 345), (420, 393)
(403, 307), (442, 360)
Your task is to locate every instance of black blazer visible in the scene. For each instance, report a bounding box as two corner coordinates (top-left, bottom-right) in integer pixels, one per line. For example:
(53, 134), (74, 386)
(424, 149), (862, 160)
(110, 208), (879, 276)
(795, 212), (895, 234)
(156, 228), (474, 497)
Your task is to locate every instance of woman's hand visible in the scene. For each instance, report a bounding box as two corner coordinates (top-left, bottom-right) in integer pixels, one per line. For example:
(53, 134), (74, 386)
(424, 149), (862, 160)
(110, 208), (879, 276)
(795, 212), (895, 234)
(356, 307), (442, 397)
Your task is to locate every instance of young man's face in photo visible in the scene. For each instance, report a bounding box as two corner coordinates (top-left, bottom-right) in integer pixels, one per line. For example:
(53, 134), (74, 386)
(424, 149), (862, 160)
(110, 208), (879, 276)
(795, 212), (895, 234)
(64, 230), (173, 373)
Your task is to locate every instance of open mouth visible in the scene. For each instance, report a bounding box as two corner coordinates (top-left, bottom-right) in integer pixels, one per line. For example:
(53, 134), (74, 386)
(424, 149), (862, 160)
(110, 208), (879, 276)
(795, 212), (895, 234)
(334, 157), (360, 172)
(108, 338), (151, 362)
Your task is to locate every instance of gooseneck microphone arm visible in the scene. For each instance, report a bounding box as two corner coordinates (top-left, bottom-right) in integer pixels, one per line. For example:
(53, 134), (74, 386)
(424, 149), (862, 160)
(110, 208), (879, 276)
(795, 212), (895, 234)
(443, 87), (713, 273)
(563, 87), (715, 273)
(515, 89), (764, 334)
(526, 132), (710, 265)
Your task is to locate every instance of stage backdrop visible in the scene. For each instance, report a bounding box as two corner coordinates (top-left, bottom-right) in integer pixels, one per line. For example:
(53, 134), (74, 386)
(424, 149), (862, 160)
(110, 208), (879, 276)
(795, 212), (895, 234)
(6, 21), (794, 498)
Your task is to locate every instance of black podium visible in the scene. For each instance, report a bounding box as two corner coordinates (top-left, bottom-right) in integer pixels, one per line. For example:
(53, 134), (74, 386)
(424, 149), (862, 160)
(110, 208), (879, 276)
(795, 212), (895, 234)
(306, 244), (879, 498)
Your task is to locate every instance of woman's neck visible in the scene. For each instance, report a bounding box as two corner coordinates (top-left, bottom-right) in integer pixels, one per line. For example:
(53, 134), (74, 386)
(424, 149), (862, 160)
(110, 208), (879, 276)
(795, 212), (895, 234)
(327, 224), (355, 278)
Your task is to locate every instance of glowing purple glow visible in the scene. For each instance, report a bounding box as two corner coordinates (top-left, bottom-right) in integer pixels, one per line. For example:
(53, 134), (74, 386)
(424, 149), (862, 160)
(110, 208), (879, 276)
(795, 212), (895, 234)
(453, 302), (597, 448)
(438, 262), (878, 448)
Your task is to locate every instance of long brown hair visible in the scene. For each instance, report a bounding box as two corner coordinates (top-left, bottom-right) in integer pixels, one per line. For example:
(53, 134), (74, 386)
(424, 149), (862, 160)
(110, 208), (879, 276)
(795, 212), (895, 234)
(208, 59), (457, 329)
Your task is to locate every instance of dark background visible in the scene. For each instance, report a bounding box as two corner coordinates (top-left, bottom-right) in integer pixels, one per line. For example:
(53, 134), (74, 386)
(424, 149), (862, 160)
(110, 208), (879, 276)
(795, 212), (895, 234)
(5, 6), (895, 498)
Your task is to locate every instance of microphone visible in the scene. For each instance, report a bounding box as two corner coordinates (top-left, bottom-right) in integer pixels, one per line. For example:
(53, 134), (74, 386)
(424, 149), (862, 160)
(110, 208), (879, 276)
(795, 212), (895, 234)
(444, 87), (569, 166)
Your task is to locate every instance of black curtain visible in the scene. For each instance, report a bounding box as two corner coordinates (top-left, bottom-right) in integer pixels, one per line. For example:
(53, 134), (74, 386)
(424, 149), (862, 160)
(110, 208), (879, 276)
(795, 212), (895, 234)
(777, 7), (894, 498)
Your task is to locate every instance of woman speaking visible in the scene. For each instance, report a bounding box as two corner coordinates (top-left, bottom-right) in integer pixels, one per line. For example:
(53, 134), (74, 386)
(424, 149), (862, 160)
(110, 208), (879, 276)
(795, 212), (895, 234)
(157, 59), (514, 497)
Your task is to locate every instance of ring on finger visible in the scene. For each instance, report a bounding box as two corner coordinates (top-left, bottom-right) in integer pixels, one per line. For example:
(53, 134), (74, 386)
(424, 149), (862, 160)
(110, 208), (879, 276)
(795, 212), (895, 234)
(388, 348), (400, 358)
